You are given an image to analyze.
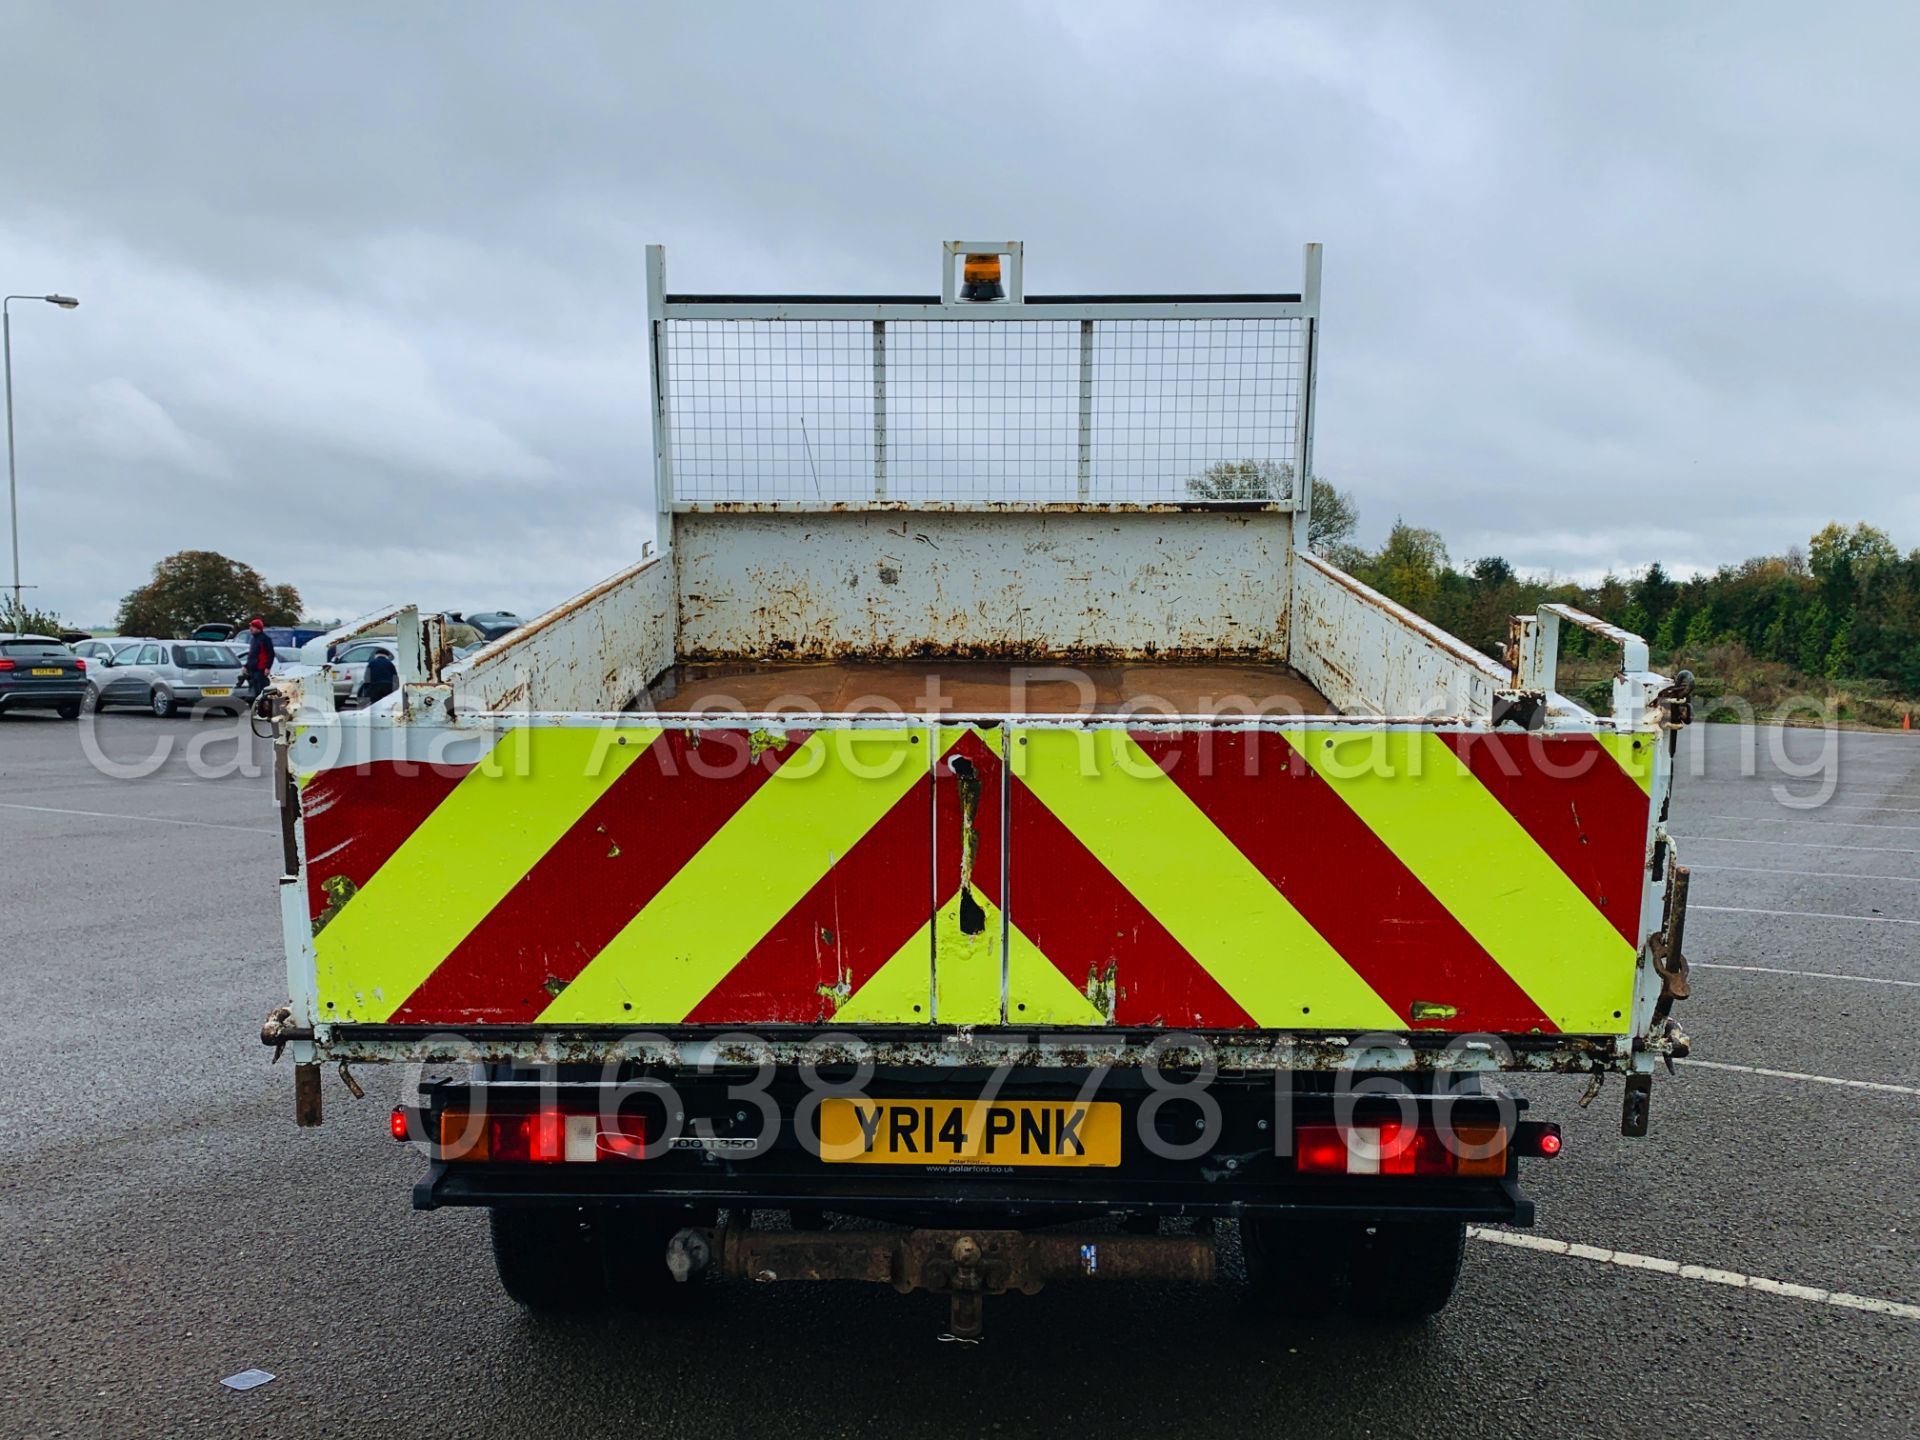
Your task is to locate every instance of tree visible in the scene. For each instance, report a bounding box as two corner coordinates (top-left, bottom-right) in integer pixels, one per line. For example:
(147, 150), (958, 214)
(1185, 460), (1358, 551)
(1188, 458), (1290, 501)
(1470, 556), (1514, 588)
(1824, 614), (1854, 680)
(1652, 609), (1680, 658)
(1, 596), (70, 636)
(1683, 607), (1715, 651)
(1307, 477), (1359, 552)
(1809, 522), (1898, 586)
(1797, 597), (1831, 675)
(1633, 562), (1677, 627)
(1366, 520), (1451, 615)
(1760, 609), (1790, 663)
(115, 551), (301, 638)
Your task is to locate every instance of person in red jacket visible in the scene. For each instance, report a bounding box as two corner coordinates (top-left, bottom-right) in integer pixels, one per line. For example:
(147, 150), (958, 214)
(240, 617), (275, 702)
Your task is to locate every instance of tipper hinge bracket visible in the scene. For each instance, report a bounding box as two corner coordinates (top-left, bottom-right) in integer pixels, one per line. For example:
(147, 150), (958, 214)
(1629, 857), (1695, 1136)
(1647, 861), (1693, 1027)
(1654, 669), (1695, 729)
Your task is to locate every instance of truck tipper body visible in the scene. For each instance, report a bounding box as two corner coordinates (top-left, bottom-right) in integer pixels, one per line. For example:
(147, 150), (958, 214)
(260, 242), (1693, 1334)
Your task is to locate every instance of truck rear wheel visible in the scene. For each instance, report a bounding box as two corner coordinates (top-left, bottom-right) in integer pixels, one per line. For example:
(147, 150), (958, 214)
(1347, 1219), (1465, 1321)
(1241, 1217), (1346, 1317)
(489, 1207), (609, 1314)
(490, 1206), (696, 1314)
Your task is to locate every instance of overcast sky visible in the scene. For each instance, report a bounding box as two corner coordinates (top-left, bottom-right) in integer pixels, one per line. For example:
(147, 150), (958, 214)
(1, 2), (1914, 627)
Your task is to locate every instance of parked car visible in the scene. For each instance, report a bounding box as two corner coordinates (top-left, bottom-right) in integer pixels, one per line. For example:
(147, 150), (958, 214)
(462, 611), (522, 641)
(329, 639), (397, 707)
(262, 625), (326, 651)
(89, 640), (249, 716)
(0, 634), (88, 719)
(72, 637), (145, 669)
(189, 622), (239, 642)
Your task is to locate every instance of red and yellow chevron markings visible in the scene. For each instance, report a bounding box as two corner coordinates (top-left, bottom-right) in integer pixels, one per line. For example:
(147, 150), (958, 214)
(302, 721), (1653, 1035)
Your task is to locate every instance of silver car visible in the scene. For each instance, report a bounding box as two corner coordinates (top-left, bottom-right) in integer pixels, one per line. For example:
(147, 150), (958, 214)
(330, 638), (397, 707)
(73, 637), (144, 669)
(90, 640), (248, 716)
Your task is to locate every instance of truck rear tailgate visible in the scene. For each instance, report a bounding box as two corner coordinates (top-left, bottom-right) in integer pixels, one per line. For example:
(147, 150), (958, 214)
(295, 714), (1657, 1049)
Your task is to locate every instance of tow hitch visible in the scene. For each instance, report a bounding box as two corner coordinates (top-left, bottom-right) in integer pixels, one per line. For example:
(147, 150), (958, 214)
(668, 1223), (1216, 1340)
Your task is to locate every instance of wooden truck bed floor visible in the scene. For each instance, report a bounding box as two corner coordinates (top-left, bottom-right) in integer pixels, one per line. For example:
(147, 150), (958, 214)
(644, 659), (1333, 717)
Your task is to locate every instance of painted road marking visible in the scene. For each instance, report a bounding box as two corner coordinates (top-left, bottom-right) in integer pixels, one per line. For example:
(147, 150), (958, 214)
(1769, 803), (1920, 814)
(1675, 1058), (1920, 1097)
(1693, 814), (1920, 832)
(1693, 904), (1920, 928)
(1681, 836), (1920, 855)
(0, 801), (275, 835)
(1468, 1228), (1920, 1321)
(1691, 864), (1920, 884)
(1696, 962), (1920, 988)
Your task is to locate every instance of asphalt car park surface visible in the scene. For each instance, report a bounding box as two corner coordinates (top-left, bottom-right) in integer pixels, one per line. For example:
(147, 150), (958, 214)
(1, 713), (1915, 1438)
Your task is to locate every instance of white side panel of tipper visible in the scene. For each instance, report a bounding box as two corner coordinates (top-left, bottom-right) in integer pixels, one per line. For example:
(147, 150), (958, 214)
(449, 553), (676, 713)
(1289, 551), (1506, 718)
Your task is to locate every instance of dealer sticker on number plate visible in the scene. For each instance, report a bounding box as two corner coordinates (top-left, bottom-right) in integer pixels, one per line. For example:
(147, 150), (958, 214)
(818, 1098), (1121, 1167)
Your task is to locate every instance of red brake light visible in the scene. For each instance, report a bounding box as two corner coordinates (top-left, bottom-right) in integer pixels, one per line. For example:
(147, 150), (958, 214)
(0, 659), (14, 671)
(74, 657), (86, 670)
(1296, 1126), (1347, 1174)
(485, 1109), (569, 1163)
(1539, 1131), (1562, 1156)
(1294, 1119), (1509, 1177)
(389, 1107), (410, 1140)
(435, 1101), (658, 1163)
(530, 1110), (567, 1162)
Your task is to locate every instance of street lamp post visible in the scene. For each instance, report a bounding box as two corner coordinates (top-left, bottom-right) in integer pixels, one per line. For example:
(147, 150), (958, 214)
(4, 292), (80, 622)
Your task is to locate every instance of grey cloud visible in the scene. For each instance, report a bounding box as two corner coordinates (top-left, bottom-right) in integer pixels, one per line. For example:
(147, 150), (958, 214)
(1, 0), (1914, 625)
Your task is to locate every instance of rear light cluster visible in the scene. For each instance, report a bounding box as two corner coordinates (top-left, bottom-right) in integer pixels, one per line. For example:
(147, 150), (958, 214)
(396, 1103), (658, 1163)
(1295, 1120), (1511, 1177)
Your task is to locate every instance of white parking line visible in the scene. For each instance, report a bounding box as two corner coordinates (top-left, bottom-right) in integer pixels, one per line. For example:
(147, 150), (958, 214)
(1696, 962), (1920, 988)
(1675, 1058), (1920, 1097)
(0, 802), (275, 836)
(1682, 836), (1920, 855)
(1782, 803), (1920, 814)
(1774, 806), (1920, 817)
(1468, 1228), (1920, 1321)
(1694, 814), (1920, 832)
(1693, 903), (1920, 927)
(1690, 864), (1920, 884)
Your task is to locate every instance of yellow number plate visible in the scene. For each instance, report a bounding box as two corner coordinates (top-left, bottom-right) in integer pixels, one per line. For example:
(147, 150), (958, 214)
(818, 1098), (1120, 1167)
(31, 667), (62, 676)
(201, 687), (232, 697)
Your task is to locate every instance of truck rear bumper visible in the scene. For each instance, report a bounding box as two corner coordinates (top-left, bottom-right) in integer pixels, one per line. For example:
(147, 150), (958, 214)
(414, 1159), (1532, 1226)
(404, 1071), (1539, 1228)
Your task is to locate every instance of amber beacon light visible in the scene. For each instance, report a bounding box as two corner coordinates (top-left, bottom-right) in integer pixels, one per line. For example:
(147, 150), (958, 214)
(960, 252), (1004, 301)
